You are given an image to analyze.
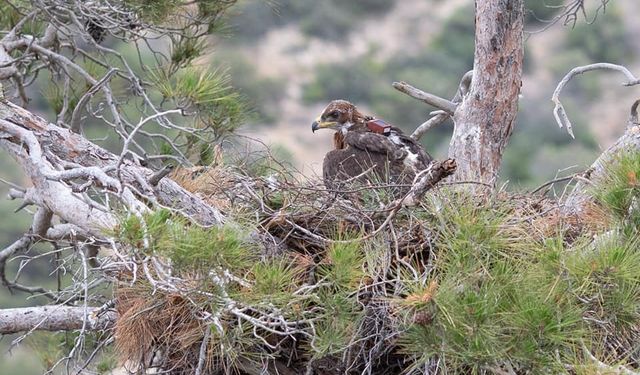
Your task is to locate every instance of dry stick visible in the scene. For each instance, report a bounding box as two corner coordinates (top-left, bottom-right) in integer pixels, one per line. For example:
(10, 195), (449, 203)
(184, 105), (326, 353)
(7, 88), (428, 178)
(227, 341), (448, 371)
(530, 169), (592, 195)
(194, 324), (211, 375)
(334, 159), (457, 244)
(70, 68), (118, 133)
(552, 63), (640, 138)
(148, 164), (175, 186)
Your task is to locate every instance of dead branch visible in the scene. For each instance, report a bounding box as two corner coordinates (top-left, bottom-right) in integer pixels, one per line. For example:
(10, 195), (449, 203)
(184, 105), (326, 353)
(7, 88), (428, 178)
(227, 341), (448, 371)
(527, 0), (611, 33)
(408, 70), (472, 141)
(397, 158), (457, 207)
(0, 100), (224, 229)
(552, 63), (640, 138)
(0, 306), (116, 334)
(392, 81), (458, 115)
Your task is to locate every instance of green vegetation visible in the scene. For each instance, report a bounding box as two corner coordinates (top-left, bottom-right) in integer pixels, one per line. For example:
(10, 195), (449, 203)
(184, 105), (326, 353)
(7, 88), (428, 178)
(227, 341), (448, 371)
(229, 0), (394, 42)
(108, 152), (640, 373)
(593, 151), (640, 235)
(117, 209), (256, 273)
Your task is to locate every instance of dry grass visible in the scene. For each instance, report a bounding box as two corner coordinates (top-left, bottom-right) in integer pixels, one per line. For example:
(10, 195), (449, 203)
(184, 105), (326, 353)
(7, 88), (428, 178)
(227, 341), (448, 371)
(115, 281), (207, 374)
(170, 166), (237, 212)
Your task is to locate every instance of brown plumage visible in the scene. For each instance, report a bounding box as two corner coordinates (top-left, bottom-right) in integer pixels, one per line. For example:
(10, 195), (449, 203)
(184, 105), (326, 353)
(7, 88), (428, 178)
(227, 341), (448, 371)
(311, 100), (432, 191)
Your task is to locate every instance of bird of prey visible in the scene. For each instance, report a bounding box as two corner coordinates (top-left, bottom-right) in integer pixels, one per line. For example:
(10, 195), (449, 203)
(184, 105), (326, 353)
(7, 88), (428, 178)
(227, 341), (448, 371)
(311, 100), (432, 191)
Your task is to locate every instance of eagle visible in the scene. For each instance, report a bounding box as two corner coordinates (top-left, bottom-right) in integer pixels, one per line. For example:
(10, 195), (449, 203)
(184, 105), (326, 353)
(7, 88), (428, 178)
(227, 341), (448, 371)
(311, 100), (432, 191)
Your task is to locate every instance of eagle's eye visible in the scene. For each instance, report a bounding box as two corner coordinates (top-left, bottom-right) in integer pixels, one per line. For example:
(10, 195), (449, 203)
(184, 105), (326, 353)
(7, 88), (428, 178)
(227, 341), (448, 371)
(328, 110), (341, 118)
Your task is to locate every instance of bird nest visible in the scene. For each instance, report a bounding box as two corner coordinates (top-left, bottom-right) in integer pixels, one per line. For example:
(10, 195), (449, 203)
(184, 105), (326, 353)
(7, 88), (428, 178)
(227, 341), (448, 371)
(112, 161), (630, 375)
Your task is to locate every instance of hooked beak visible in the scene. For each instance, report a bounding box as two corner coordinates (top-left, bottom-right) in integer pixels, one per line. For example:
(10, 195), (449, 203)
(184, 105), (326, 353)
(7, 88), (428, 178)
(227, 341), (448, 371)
(311, 117), (337, 133)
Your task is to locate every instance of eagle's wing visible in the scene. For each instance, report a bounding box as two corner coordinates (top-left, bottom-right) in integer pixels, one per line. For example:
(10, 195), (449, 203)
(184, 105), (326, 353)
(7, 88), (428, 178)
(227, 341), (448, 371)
(343, 131), (406, 160)
(323, 132), (414, 190)
(392, 132), (433, 171)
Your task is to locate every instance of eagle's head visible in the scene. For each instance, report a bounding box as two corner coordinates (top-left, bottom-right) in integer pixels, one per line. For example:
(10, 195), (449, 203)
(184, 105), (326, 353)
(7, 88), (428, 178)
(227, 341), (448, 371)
(311, 100), (365, 133)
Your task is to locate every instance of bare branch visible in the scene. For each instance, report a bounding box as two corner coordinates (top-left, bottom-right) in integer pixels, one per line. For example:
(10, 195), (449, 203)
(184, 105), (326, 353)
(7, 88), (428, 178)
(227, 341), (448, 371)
(392, 81), (458, 115)
(0, 306), (116, 334)
(0, 100), (224, 227)
(148, 165), (175, 186)
(396, 158), (457, 207)
(409, 70), (472, 141)
(410, 113), (449, 141)
(70, 68), (118, 133)
(552, 63), (640, 138)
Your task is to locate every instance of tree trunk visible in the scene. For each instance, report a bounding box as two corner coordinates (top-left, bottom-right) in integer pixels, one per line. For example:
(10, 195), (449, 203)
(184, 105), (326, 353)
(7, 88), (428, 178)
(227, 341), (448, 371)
(448, 0), (524, 186)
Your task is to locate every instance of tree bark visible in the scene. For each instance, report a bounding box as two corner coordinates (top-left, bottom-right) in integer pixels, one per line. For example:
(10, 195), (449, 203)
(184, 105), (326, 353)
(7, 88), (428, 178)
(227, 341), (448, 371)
(448, 0), (524, 186)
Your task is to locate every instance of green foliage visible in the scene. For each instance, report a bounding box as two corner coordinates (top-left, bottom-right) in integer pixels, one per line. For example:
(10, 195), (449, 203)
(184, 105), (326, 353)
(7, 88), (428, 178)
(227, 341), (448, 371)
(207, 319), (267, 372)
(125, 0), (236, 26)
(116, 210), (255, 273)
(0, 1), (44, 35)
(170, 35), (209, 71)
(116, 209), (172, 250)
(162, 222), (255, 273)
(124, 0), (182, 23)
(593, 151), (640, 224)
(318, 240), (365, 291)
(95, 350), (118, 374)
(396, 187), (640, 372)
(250, 256), (301, 301)
(566, 236), (640, 333)
(229, 0), (394, 42)
(313, 291), (361, 357)
(149, 65), (248, 154)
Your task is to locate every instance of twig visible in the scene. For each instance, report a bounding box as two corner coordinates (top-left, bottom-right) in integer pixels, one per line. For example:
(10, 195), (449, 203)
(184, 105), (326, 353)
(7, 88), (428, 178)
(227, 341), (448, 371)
(195, 325), (211, 375)
(70, 68), (118, 133)
(148, 164), (175, 186)
(531, 170), (589, 195)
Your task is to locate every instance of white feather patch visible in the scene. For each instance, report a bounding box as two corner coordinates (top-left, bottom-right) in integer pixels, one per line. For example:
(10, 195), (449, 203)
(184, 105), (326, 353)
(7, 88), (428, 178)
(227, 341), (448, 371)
(389, 132), (420, 171)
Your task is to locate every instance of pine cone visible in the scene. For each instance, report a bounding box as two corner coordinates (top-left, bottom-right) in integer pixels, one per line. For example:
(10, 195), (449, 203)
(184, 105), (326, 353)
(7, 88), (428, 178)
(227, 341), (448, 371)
(85, 19), (106, 44)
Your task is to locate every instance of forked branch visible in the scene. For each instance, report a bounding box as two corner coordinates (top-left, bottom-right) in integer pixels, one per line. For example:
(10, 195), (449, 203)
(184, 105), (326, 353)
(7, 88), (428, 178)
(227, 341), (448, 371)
(395, 70), (472, 141)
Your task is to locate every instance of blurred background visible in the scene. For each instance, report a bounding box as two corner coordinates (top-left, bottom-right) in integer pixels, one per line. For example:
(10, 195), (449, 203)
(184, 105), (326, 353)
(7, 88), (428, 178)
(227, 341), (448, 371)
(2, 0), (640, 373)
